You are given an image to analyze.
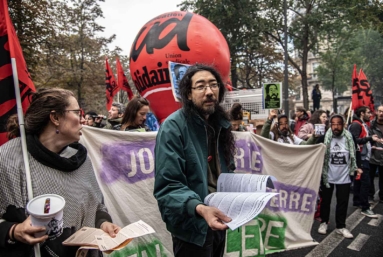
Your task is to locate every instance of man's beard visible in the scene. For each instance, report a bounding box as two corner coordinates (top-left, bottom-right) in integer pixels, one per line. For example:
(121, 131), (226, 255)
(192, 96), (218, 117)
(332, 129), (342, 137)
(271, 94), (278, 99)
(363, 116), (370, 122)
(280, 128), (289, 136)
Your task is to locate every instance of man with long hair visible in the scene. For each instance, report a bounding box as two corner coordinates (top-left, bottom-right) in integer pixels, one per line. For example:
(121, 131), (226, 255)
(261, 109), (316, 145)
(153, 64), (236, 257)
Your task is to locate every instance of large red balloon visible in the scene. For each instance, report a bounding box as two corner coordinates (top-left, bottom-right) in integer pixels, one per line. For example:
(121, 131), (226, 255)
(129, 11), (230, 123)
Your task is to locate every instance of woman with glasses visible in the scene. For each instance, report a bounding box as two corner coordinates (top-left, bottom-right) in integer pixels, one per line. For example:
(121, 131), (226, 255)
(0, 88), (120, 256)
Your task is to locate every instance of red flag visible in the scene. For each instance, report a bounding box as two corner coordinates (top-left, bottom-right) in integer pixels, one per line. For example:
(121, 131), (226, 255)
(0, 0), (35, 146)
(358, 69), (375, 116)
(351, 64), (361, 111)
(105, 57), (118, 110)
(226, 79), (233, 91)
(116, 57), (134, 100)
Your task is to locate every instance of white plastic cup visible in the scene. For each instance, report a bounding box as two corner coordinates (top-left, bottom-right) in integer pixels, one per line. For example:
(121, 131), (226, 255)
(315, 124), (325, 135)
(26, 194), (66, 239)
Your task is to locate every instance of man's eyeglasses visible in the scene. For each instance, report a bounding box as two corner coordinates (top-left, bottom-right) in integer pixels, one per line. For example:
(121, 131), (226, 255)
(191, 83), (219, 92)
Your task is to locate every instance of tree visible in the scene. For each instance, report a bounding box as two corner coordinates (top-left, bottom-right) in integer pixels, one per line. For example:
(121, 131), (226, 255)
(8, 0), (55, 77)
(179, 0), (283, 89)
(33, 0), (115, 112)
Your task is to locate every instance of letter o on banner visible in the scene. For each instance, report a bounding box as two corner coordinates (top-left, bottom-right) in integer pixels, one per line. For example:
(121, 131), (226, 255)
(129, 11), (230, 123)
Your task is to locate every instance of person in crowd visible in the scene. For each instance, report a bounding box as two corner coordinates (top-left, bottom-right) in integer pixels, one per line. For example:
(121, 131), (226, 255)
(84, 111), (97, 126)
(0, 88), (120, 256)
(229, 103), (246, 131)
(349, 106), (380, 218)
(312, 84), (322, 111)
(113, 97), (151, 132)
(294, 107), (309, 135)
(96, 102), (125, 129)
(318, 114), (362, 238)
(261, 109), (316, 145)
(369, 105), (383, 203)
(153, 64), (235, 257)
(298, 109), (328, 140)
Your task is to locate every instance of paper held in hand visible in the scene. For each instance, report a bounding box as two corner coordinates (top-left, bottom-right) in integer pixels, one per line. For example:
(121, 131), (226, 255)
(204, 173), (278, 230)
(63, 220), (155, 252)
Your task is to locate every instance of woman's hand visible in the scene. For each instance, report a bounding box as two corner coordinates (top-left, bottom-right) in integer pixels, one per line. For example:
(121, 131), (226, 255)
(100, 221), (121, 238)
(13, 216), (48, 245)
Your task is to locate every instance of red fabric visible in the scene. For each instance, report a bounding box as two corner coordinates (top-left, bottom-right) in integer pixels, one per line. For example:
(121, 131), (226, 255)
(358, 69), (375, 118)
(105, 57), (118, 111)
(116, 57), (133, 100)
(0, 0), (35, 146)
(294, 117), (309, 136)
(351, 64), (361, 111)
(226, 80), (233, 91)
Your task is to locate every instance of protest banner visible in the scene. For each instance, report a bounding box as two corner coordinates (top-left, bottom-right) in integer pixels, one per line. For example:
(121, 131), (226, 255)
(80, 128), (325, 256)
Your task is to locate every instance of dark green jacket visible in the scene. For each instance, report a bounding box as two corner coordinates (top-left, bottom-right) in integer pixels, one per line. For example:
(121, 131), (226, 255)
(102, 117), (122, 130)
(153, 109), (233, 247)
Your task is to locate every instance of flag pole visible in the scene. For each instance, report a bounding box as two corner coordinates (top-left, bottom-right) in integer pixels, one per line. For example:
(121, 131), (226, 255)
(11, 58), (41, 257)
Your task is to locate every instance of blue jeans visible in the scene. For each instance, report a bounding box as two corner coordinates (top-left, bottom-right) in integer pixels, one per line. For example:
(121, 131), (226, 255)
(353, 160), (371, 211)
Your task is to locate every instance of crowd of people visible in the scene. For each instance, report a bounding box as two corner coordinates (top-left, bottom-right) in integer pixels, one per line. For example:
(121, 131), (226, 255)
(0, 63), (382, 256)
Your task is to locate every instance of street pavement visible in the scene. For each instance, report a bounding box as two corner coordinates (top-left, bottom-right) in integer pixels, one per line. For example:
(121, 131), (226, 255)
(269, 177), (383, 257)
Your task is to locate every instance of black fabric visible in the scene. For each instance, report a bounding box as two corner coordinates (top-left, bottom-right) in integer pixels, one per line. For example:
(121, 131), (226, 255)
(353, 160), (371, 210)
(320, 182), (351, 228)
(26, 134), (87, 172)
(95, 210), (113, 229)
(172, 229), (225, 257)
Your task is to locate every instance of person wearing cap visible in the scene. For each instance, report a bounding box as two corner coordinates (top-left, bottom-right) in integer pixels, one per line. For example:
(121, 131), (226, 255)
(349, 106), (381, 218)
(261, 109), (316, 145)
(318, 114), (362, 238)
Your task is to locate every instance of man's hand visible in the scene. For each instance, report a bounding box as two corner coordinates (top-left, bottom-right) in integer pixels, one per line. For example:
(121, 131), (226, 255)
(196, 204), (231, 230)
(268, 109), (278, 120)
(13, 216), (48, 245)
(372, 135), (380, 142)
(95, 115), (103, 124)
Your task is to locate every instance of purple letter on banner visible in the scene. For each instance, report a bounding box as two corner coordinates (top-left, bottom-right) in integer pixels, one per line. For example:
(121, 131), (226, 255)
(266, 181), (317, 214)
(234, 139), (263, 174)
(99, 140), (155, 184)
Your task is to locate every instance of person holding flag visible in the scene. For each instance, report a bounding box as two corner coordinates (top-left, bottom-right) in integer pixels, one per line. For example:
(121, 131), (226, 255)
(349, 106), (381, 218)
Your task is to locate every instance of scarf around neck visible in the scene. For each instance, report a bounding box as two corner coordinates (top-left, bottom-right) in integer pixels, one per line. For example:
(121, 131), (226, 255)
(322, 129), (357, 188)
(26, 134), (87, 172)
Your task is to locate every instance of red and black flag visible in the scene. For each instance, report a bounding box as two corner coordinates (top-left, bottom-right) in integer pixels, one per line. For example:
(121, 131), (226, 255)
(0, 0), (35, 146)
(105, 57), (118, 111)
(116, 57), (134, 100)
(358, 69), (375, 116)
(351, 64), (361, 111)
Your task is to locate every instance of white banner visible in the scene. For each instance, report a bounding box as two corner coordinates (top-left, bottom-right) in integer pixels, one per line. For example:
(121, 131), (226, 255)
(80, 127), (325, 256)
